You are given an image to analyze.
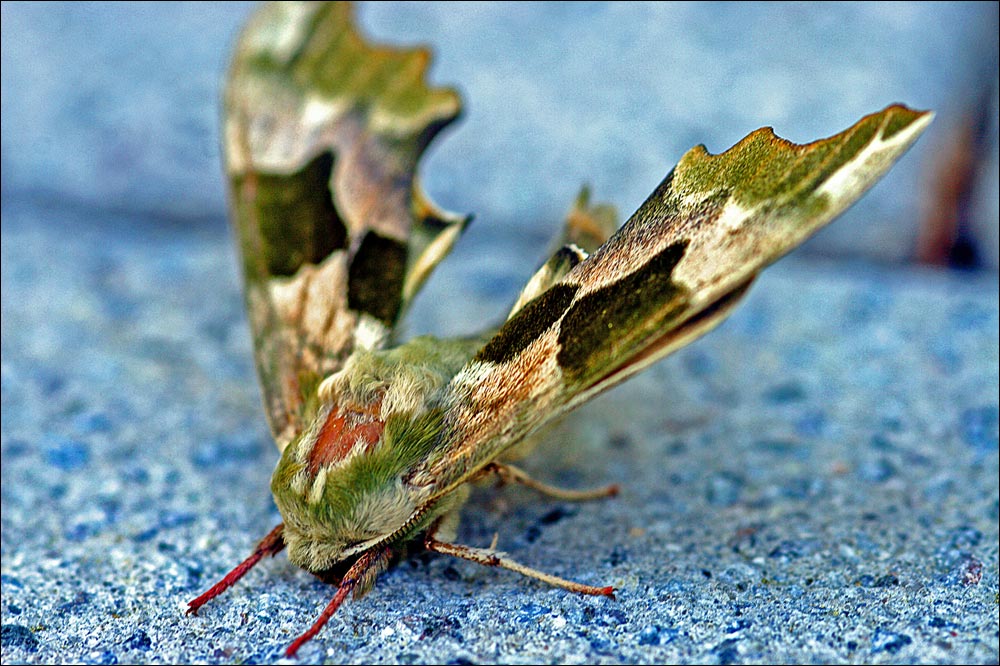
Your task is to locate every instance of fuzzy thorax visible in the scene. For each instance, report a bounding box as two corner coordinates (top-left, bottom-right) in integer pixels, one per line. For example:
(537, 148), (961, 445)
(270, 340), (474, 572)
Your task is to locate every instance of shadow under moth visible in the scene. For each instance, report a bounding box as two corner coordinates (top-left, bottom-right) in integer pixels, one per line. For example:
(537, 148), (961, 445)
(187, 1), (932, 656)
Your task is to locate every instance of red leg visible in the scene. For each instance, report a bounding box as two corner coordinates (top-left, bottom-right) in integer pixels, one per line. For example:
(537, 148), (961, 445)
(285, 546), (390, 657)
(187, 523), (285, 615)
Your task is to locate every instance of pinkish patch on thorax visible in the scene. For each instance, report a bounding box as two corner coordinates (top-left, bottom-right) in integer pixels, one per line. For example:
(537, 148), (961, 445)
(308, 397), (385, 474)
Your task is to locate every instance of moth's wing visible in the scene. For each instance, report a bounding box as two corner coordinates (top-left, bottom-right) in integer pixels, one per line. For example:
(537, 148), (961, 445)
(507, 245), (589, 320)
(412, 105), (933, 494)
(224, 2), (468, 449)
(508, 187), (619, 318)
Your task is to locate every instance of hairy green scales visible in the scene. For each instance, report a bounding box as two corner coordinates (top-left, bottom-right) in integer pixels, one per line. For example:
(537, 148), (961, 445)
(272, 409), (444, 532)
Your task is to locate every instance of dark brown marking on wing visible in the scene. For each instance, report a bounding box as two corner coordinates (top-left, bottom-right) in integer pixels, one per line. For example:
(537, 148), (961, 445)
(557, 241), (689, 385)
(236, 151), (348, 279)
(348, 231), (408, 325)
(475, 284), (579, 364)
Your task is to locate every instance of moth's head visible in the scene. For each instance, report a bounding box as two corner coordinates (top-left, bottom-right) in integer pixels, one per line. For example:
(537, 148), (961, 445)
(269, 349), (450, 573)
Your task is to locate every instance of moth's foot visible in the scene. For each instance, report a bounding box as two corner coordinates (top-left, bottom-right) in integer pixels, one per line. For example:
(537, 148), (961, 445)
(285, 546), (392, 657)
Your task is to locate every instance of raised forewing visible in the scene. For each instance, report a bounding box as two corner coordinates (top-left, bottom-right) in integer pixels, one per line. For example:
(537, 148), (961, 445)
(409, 105), (933, 496)
(224, 2), (468, 449)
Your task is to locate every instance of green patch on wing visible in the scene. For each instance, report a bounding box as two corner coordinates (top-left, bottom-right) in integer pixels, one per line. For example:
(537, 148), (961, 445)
(557, 241), (689, 386)
(672, 105), (931, 216)
(225, 1), (469, 448)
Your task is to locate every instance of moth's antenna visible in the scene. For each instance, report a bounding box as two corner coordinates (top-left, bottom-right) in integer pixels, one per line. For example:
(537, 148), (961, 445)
(285, 546), (391, 657)
(187, 523), (285, 615)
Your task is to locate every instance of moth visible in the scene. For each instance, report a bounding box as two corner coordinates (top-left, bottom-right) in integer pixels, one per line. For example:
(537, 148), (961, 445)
(187, 1), (932, 656)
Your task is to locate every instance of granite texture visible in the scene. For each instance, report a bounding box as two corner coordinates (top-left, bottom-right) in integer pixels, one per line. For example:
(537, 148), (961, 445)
(1, 1), (997, 266)
(1, 2), (998, 664)
(1, 199), (997, 664)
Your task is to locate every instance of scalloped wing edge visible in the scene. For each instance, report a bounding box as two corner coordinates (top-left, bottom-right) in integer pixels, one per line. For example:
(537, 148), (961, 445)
(410, 104), (933, 497)
(225, 1), (469, 448)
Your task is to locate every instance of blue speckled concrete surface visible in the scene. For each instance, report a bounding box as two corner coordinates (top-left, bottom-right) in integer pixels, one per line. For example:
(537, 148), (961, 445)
(1, 199), (997, 664)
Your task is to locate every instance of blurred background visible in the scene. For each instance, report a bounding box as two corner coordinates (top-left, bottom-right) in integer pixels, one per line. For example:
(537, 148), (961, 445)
(2, 1), (998, 272)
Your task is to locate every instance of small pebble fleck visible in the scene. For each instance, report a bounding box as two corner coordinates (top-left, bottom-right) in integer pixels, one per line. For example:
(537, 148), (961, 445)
(871, 626), (912, 654)
(94, 649), (118, 665)
(959, 555), (983, 585)
(1, 625), (39, 653)
(588, 636), (612, 654)
(768, 539), (813, 561)
(124, 629), (152, 651)
(762, 381), (806, 404)
(598, 608), (628, 627)
(713, 637), (740, 663)
(45, 437), (91, 471)
(874, 574), (900, 587)
(422, 615), (461, 640)
(946, 526), (983, 550)
(960, 405), (999, 453)
(73, 411), (113, 433)
(858, 458), (895, 483)
(928, 616), (954, 629)
(725, 619), (751, 634)
(706, 471), (744, 506)
(518, 602), (550, 622)
(795, 410), (827, 437)
(158, 511), (196, 529)
(539, 506), (574, 525)
(58, 591), (95, 614)
(1, 575), (23, 588)
(604, 545), (628, 567)
(637, 625), (661, 645)
(607, 432), (633, 449)
(65, 522), (99, 542)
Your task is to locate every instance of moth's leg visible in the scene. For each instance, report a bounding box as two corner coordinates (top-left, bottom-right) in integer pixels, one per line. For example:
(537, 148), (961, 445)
(187, 523), (285, 615)
(424, 521), (614, 597)
(477, 461), (619, 501)
(285, 546), (392, 657)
